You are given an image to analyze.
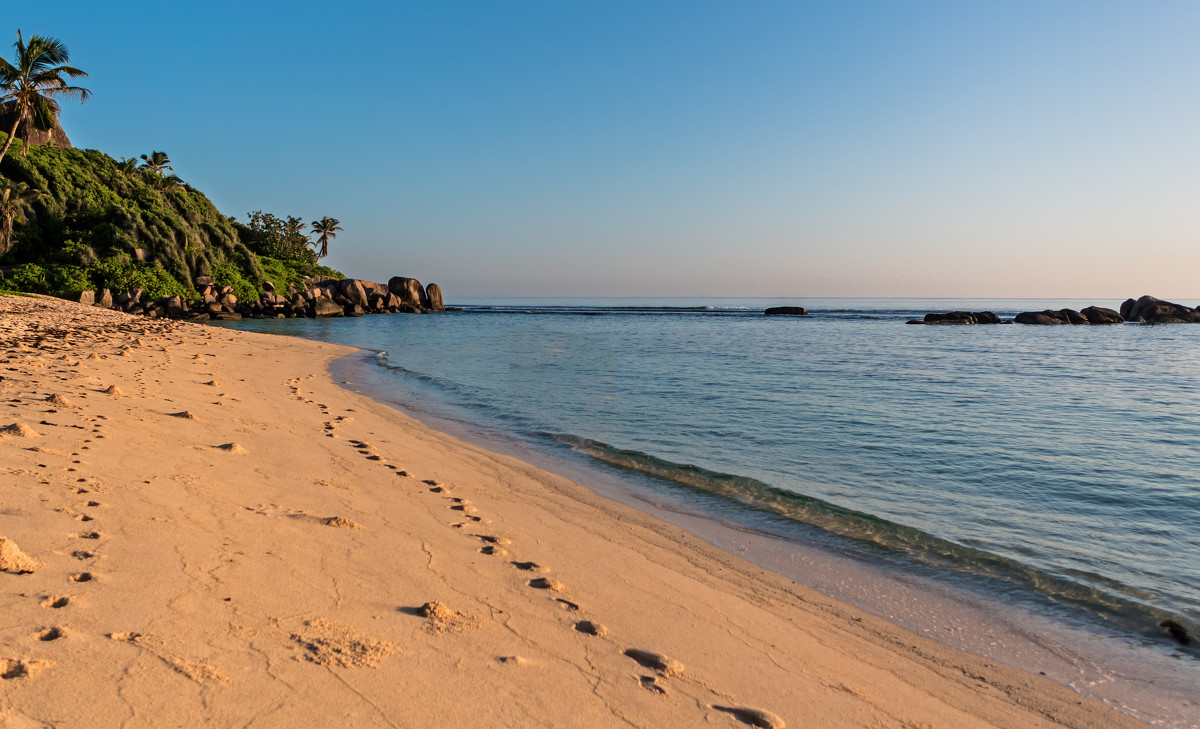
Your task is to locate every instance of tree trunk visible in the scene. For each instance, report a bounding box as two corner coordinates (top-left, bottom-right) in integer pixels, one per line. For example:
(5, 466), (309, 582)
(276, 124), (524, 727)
(0, 112), (22, 167)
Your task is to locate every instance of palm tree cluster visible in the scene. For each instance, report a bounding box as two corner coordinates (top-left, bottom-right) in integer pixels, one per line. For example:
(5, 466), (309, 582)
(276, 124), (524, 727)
(114, 149), (186, 191)
(0, 29), (88, 166)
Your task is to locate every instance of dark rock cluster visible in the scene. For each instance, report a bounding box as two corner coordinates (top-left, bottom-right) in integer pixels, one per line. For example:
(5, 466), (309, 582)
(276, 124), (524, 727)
(906, 311), (1003, 325)
(74, 275), (446, 321)
(764, 306), (808, 316)
(1013, 306), (1123, 325)
(1119, 295), (1200, 324)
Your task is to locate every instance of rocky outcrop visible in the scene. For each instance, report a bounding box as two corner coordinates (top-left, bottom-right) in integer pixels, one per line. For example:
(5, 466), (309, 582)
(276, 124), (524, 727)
(908, 311), (1001, 325)
(388, 277), (429, 310)
(1013, 310), (1071, 325)
(1013, 307), (1124, 325)
(66, 274), (446, 322)
(425, 283), (445, 312)
(1012, 296), (1200, 326)
(764, 306), (807, 316)
(0, 100), (72, 149)
(1080, 306), (1123, 324)
(1119, 295), (1200, 324)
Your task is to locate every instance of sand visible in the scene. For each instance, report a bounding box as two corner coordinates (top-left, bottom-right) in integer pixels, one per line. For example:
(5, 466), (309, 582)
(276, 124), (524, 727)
(0, 294), (1150, 728)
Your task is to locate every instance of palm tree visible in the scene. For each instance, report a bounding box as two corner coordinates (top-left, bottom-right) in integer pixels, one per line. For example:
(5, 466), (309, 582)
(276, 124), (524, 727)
(140, 150), (172, 175)
(310, 216), (342, 259)
(155, 174), (186, 192)
(115, 156), (140, 177)
(0, 181), (42, 256)
(0, 30), (89, 166)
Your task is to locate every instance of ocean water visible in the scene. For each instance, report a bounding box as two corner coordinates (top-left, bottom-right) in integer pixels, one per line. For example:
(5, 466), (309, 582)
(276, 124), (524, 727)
(215, 297), (1200, 707)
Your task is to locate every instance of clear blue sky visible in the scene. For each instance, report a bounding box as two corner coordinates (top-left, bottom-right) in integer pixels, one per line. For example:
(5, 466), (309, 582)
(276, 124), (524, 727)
(12, 1), (1200, 297)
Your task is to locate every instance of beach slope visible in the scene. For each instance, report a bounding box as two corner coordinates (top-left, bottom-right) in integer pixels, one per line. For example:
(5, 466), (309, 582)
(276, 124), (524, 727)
(0, 295), (1147, 728)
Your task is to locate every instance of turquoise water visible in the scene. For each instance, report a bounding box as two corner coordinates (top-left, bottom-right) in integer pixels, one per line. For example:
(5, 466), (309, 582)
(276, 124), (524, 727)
(217, 297), (1200, 659)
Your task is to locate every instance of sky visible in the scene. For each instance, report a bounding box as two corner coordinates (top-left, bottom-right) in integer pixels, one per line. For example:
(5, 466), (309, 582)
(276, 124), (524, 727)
(10, 1), (1200, 298)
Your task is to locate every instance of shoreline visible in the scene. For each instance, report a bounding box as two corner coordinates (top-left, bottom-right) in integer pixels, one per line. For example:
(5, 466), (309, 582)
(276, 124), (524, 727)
(0, 295), (1163, 727)
(330, 348), (1200, 728)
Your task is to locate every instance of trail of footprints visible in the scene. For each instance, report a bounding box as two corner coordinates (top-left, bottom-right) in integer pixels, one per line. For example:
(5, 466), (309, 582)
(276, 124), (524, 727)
(1, 312), (215, 686)
(278, 378), (786, 728)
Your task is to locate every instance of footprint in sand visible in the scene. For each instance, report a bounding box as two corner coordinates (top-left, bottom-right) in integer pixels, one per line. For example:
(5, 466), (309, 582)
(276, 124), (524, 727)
(34, 627), (65, 642)
(0, 657), (52, 680)
(72, 531), (101, 540)
(479, 544), (506, 555)
(40, 596), (70, 609)
(69, 572), (94, 583)
(575, 620), (608, 637)
(640, 675), (669, 695)
(624, 649), (685, 678)
(527, 577), (566, 592)
(511, 561), (549, 573)
(712, 706), (786, 729)
(405, 601), (481, 635)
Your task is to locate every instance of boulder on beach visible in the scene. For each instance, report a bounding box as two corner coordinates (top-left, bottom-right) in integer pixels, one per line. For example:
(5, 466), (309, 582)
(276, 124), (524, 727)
(312, 298), (344, 318)
(764, 306), (807, 316)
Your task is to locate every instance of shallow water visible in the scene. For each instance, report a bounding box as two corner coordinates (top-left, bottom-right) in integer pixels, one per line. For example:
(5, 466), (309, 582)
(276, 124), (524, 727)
(216, 297), (1200, 720)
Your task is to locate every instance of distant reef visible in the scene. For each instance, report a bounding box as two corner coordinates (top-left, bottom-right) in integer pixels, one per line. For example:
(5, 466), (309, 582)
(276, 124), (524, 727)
(909, 295), (1200, 326)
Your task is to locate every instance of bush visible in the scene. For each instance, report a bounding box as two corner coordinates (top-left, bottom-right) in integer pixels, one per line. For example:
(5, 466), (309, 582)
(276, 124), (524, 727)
(0, 262), (92, 297)
(89, 257), (191, 299)
(210, 259), (257, 302)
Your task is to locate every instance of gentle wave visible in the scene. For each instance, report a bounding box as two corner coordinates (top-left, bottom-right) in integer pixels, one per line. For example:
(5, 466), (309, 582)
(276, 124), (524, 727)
(548, 433), (1196, 649)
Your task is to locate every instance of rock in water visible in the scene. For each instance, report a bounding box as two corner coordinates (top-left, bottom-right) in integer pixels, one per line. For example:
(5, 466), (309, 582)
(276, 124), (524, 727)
(764, 306), (807, 316)
(425, 283), (445, 311)
(1080, 306), (1123, 324)
(387, 276), (427, 309)
(1014, 310), (1070, 325)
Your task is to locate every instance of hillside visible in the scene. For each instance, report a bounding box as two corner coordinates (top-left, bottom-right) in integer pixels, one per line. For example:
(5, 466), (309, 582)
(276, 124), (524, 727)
(0, 136), (342, 301)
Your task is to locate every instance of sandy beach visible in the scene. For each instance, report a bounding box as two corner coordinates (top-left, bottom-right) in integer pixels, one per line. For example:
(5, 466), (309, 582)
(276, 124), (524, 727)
(0, 294), (1150, 729)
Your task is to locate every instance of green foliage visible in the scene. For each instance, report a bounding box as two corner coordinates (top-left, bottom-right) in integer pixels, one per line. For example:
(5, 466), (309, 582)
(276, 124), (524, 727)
(0, 143), (241, 283)
(0, 262), (91, 297)
(238, 210), (316, 264)
(89, 257), (190, 299)
(210, 259), (257, 302)
(256, 256), (346, 294)
(0, 142), (348, 303)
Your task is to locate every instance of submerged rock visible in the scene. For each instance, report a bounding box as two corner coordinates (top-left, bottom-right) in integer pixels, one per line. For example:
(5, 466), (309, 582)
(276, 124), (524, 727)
(764, 306), (807, 316)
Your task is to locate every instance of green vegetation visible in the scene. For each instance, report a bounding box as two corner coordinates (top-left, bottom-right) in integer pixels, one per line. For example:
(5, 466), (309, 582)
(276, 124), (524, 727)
(0, 28), (346, 303)
(0, 30), (89, 165)
(0, 141), (344, 299)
